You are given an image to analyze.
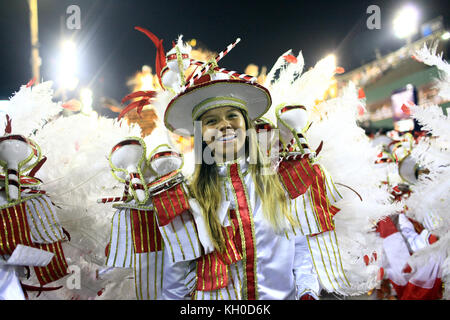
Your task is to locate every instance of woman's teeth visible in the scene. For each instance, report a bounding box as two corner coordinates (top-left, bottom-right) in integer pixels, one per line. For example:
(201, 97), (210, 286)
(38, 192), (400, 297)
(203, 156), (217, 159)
(218, 134), (236, 142)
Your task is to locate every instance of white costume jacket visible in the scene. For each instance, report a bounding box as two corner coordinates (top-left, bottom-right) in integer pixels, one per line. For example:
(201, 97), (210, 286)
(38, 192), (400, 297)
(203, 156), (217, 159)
(106, 155), (350, 300)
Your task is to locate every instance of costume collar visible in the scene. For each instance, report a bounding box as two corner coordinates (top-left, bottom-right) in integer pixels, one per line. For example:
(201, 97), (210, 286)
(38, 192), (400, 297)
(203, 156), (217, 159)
(216, 157), (248, 177)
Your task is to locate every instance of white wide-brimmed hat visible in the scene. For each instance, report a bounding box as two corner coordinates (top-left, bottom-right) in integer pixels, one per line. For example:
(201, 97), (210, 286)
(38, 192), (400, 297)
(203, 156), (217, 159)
(164, 79), (272, 136)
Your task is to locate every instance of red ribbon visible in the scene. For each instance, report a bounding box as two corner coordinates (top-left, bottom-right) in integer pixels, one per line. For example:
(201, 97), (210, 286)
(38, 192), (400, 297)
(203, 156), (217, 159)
(280, 105), (306, 114)
(229, 163), (257, 300)
(150, 151), (181, 163)
(166, 53), (189, 61)
(111, 139), (142, 154)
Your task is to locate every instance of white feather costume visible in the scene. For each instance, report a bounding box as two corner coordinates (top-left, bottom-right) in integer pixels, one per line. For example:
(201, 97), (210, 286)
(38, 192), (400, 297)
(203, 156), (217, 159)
(399, 43), (450, 299)
(263, 51), (401, 296)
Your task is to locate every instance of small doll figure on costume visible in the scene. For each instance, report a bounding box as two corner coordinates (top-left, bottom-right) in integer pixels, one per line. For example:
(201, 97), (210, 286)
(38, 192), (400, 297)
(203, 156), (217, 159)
(115, 27), (349, 300)
(0, 116), (69, 300)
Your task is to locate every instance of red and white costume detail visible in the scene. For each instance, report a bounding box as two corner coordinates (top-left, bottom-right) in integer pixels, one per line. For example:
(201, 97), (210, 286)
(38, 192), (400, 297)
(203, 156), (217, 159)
(377, 214), (443, 299)
(0, 183), (69, 300)
(104, 167), (201, 300)
(183, 157), (349, 300)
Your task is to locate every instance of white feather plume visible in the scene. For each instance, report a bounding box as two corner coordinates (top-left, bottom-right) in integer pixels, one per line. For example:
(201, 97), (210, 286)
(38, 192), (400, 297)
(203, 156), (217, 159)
(3, 82), (144, 299)
(401, 45), (450, 299)
(263, 51), (335, 125)
(414, 42), (450, 100)
(306, 81), (402, 295)
(0, 81), (61, 136)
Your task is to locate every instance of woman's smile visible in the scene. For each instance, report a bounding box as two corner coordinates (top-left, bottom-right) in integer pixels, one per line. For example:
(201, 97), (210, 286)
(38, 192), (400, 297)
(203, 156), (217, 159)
(200, 106), (247, 161)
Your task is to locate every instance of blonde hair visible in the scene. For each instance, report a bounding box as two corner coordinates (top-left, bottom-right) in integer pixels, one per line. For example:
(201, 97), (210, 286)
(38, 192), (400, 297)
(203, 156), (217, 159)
(189, 109), (296, 252)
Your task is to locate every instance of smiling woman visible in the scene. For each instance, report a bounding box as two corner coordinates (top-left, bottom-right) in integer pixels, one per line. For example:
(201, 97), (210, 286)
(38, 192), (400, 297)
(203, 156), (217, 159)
(116, 34), (348, 301)
(162, 72), (334, 300)
(200, 106), (247, 162)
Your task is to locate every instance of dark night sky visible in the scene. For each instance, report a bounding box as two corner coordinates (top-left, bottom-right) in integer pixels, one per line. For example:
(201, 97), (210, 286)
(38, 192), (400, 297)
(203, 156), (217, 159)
(0, 0), (449, 117)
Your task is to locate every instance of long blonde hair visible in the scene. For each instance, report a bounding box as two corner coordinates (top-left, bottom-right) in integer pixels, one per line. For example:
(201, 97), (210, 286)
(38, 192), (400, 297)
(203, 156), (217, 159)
(189, 109), (296, 252)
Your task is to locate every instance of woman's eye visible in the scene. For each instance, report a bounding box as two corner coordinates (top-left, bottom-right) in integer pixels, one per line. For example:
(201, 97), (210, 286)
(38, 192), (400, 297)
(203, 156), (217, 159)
(228, 113), (238, 119)
(205, 119), (216, 125)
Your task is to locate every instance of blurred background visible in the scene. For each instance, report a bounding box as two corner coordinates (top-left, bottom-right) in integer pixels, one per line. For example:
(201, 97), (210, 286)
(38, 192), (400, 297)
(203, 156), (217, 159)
(0, 0), (449, 136)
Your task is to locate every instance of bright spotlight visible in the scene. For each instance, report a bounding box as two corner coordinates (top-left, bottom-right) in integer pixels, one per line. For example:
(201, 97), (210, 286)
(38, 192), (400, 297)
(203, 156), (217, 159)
(393, 5), (420, 39)
(59, 40), (79, 91)
(442, 31), (450, 40)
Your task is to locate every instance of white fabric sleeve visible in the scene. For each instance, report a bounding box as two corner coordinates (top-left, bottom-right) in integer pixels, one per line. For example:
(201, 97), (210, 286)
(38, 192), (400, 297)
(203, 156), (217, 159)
(0, 262), (26, 300)
(398, 214), (429, 252)
(162, 255), (196, 300)
(293, 234), (321, 299)
(188, 198), (215, 255)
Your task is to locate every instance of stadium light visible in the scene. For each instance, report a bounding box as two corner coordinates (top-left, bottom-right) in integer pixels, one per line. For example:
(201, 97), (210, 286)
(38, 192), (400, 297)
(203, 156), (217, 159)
(393, 5), (420, 41)
(59, 40), (79, 91)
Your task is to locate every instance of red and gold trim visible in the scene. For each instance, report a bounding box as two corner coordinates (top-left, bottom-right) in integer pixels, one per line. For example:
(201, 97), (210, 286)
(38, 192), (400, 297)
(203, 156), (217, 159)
(228, 163), (257, 300)
(0, 202), (33, 255)
(196, 252), (228, 291)
(130, 209), (163, 253)
(152, 183), (190, 226)
(147, 170), (180, 190)
(280, 105), (306, 114)
(33, 241), (69, 286)
(150, 151), (181, 163)
(166, 53), (189, 61)
(278, 158), (340, 233)
(278, 157), (315, 199)
(196, 209), (243, 291)
(111, 139), (142, 154)
(309, 164), (340, 232)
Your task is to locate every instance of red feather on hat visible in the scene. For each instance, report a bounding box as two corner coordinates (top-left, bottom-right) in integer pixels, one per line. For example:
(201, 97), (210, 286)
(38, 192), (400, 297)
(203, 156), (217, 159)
(118, 90), (157, 121)
(4, 114), (12, 134)
(134, 26), (166, 88)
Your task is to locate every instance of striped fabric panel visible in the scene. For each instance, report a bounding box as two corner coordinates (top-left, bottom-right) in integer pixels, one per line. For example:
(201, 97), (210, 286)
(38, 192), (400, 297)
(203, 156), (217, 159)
(196, 209), (243, 292)
(25, 195), (65, 243)
(228, 163), (257, 300)
(308, 169), (334, 232)
(309, 164), (340, 232)
(33, 241), (69, 286)
(217, 209), (242, 265)
(306, 231), (350, 294)
(152, 184), (190, 226)
(0, 202), (34, 255)
(158, 212), (202, 262)
(278, 158), (315, 199)
(291, 164), (340, 236)
(133, 251), (165, 300)
(131, 209), (163, 253)
(293, 194), (322, 236)
(319, 166), (343, 204)
(106, 208), (134, 268)
(194, 261), (243, 300)
(184, 262), (197, 294)
(196, 252), (228, 291)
